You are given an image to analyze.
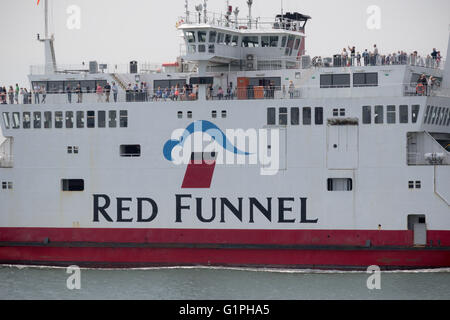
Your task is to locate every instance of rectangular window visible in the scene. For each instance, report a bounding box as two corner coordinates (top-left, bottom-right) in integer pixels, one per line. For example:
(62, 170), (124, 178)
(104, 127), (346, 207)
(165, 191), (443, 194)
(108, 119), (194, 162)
(120, 110), (128, 128)
(340, 109), (346, 117)
(436, 107), (443, 125)
(109, 111), (117, 128)
(120, 145), (141, 157)
(212, 111), (217, 119)
(279, 108), (288, 126)
(209, 31), (217, 43)
(66, 111), (74, 129)
(55, 112), (63, 129)
(354, 73), (378, 87)
(408, 181), (415, 189)
(62, 179), (84, 192)
(87, 111), (95, 128)
(98, 111), (106, 128)
(221, 111), (227, 119)
(281, 36), (287, 47)
(327, 178), (353, 191)
(185, 31), (195, 43)
(428, 106), (435, 124)
(68, 146), (73, 154)
(224, 34), (232, 45)
(424, 106), (431, 124)
(374, 105), (384, 124)
(315, 108), (324, 125)
(12, 112), (20, 129)
(303, 107), (312, 125)
(267, 108), (276, 125)
(362, 106), (371, 124)
(386, 105), (396, 124)
(2, 182), (7, 189)
(23, 112), (31, 129)
(294, 38), (301, 50)
(400, 105), (409, 124)
(198, 31), (207, 43)
(291, 108), (300, 125)
(2, 113), (10, 129)
(187, 111), (193, 119)
(320, 74), (350, 88)
(44, 112), (52, 129)
(76, 111), (84, 128)
(320, 74), (332, 88)
(333, 109), (339, 117)
(33, 112), (41, 129)
(411, 105), (420, 124)
(242, 36), (259, 48)
(416, 181), (421, 189)
(231, 35), (239, 47)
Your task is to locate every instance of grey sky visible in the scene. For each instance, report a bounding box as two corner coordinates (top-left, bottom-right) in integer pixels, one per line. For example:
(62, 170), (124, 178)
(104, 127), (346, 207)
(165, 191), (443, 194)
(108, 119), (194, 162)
(0, 0), (449, 87)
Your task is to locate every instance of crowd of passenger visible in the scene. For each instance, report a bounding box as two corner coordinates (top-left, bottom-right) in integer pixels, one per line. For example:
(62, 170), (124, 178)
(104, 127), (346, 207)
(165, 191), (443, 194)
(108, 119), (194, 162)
(314, 46), (443, 68)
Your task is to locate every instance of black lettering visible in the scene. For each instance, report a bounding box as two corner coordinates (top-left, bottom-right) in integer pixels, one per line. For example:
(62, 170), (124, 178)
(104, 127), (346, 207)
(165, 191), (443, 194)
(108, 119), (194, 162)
(220, 198), (243, 223)
(278, 198), (296, 223)
(137, 198), (158, 223)
(93, 194), (113, 222)
(196, 198), (216, 223)
(249, 198), (272, 223)
(176, 194), (192, 223)
(300, 198), (318, 223)
(117, 198), (133, 223)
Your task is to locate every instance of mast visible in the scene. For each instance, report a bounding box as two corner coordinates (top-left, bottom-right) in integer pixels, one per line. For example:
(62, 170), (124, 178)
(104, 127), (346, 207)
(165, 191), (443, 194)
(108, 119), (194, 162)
(38, 0), (57, 74)
(247, 0), (253, 29)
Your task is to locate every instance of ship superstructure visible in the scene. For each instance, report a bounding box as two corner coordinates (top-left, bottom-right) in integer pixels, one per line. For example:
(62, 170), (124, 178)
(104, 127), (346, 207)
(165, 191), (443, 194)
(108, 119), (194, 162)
(0, 0), (449, 269)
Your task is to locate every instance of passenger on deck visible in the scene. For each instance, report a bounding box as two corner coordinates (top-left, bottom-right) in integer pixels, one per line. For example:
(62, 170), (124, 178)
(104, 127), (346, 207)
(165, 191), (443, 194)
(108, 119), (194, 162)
(96, 84), (103, 102)
(289, 81), (295, 99)
(33, 84), (40, 104)
(41, 86), (46, 104)
(112, 82), (118, 103)
(66, 85), (72, 104)
(217, 87), (224, 100)
(8, 86), (14, 105)
(14, 84), (19, 104)
(75, 84), (82, 103)
(104, 82), (111, 103)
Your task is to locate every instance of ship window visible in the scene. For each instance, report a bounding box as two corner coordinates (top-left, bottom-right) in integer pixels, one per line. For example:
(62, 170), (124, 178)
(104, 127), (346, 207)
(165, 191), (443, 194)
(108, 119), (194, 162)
(187, 111), (193, 119)
(285, 35), (295, 56)
(48, 81), (64, 94)
(261, 36), (270, 48)
(279, 108), (288, 126)
(424, 106), (431, 124)
(294, 38), (301, 50)
(222, 110), (227, 118)
(98, 111), (106, 128)
(66, 111), (74, 129)
(209, 31), (217, 43)
(2, 113), (10, 129)
(55, 112), (63, 129)
(315, 108), (324, 125)
(2, 182), (6, 190)
(198, 45), (206, 53)
(408, 181), (415, 189)
(109, 111), (117, 127)
(242, 36), (259, 48)
(354, 72), (378, 87)
(281, 36), (287, 47)
(340, 109), (346, 117)
(188, 45), (196, 54)
(386, 105), (396, 124)
(444, 108), (449, 126)
(33, 112), (41, 129)
(68, 146), (72, 154)
(362, 106), (371, 124)
(44, 112), (52, 129)
(68, 146), (79, 154)
(198, 31), (207, 43)
(177, 111), (183, 119)
(333, 109), (339, 117)
(120, 110), (128, 128)
(208, 45), (215, 54)
(87, 111), (95, 128)
(62, 179), (84, 192)
(23, 112), (31, 129)
(185, 31), (195, 43)
(120, 145), (141, 158)
(374, 105), (384, 124)
(327, 178), (353, 191)
(12, 112), (20, 129)
(436, 107), (443, 125)
(447, 109), (450, 126)
(400, 105), (409, 124)
(320, 74), (350, 88)
(416, 181), (421, 189)
(217, 33), (225, 44)
(412, 105), (420, 124)
(231, 35), (239, 47)
(76, 111), (84, 128)
(225, 34), (232, 45)
(267, 108), (276, 125)
(303, 107), (311, 125)
(428, 106), (435, 124)
(291, 108), (300, 125)
(212, 110), (217, 119)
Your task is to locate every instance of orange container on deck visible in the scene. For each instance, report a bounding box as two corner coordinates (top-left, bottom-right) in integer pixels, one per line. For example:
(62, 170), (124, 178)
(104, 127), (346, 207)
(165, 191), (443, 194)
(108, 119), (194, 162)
(254, 86), (264, 99)
(237, 77), (249, 100)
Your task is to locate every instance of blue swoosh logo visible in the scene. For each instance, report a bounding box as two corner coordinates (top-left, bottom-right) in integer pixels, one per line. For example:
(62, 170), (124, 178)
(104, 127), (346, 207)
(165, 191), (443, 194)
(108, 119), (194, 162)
(163, 120), (251, 162)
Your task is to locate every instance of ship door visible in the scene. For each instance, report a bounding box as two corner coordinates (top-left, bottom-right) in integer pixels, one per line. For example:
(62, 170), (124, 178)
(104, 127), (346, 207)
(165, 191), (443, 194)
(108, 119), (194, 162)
(327, 124), (359, 169)
(408, 215), (427, 246)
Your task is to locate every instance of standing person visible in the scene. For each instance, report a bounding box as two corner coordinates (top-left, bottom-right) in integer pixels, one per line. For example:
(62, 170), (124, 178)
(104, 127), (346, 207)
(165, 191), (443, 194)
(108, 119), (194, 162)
(104, 82), (111, 103)
(75, 84), (82, 103)
(348, 46), (356, 66)
(362, 49), (369, 66)
(341, 48), (348, 67)
(33, 84), (40, 104)
(0, 87), (5, 104)
(282, 84), (286, 99)
(427, 76), (434, 96)
(14, 84), (19, 104)
(112, 82), (118, 103)
(66, 85), (72, 103)
(373, 44), (379, 64)
(289, 81), (295, 99)
(20, 88), (25, 104)
(8, 86), (14, 105)
(96, 84), (104, 102)
(41, 86), (47, 104)
(356, 52), (361, 66)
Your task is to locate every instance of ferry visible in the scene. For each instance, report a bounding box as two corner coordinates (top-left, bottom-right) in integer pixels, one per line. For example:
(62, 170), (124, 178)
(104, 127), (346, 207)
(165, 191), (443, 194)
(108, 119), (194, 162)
(0, 0), (449, 269)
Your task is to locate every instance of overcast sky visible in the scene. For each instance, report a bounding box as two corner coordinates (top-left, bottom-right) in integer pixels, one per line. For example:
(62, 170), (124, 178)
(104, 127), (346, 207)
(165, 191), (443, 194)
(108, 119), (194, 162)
(0, 0), (449, 87)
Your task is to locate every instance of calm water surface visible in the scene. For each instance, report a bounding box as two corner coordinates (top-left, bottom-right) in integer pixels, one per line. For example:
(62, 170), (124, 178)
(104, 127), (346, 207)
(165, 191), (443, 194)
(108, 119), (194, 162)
(0, 265), (449, 300)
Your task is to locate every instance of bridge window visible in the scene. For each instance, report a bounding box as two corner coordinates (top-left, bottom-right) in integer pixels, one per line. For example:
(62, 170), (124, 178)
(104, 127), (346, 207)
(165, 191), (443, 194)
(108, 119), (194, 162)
(294, 38), (301, 50)
(375, 106), (384, 124)
(2, 113), (10, 129)
(217, 33), (225, 44)
(209, 31), (216, 43)
(198, 31), (207, 43)
(242, 36), (259, 48)
(12, 112), (20, 129)
(279, 108), (288, 126)
(387, 105), (396, 124)
(185, 31), (195, 43)
(62, 179), (84, 192)
(327, 178), (353, 191)
(267, 108), (276, 125)
(225, 34), (232, 45)
(120, 145), (141, 158)
(76, 111), (84, 128)
(55, 112), (63, 129)
(362, 106), (371, 124)
(188, 45), (196, 54)
(285, 35), (295, 56)
(98, 111), (106, 128)
(44, 112), (52, 129)
(66, 111), (74, 129)
(412, 105), (420, 124)
(87, 111), (95, 128)
(33, 112), (41, 129)
(320, 74), (350, 88)
(198, 45), (206, 53)
(291, 108), (300, 125)
(109, 111), (117, 127)
(120, 110), (128, 128)
(303, 107), (311, 125)
(231, 35), (239, 47)
(353, 72), (378, 87)
(281, 36), (287, 47)
(315, 108), (324, 125)
(23, 112), (31, 129)
(400, 105), (409, 124)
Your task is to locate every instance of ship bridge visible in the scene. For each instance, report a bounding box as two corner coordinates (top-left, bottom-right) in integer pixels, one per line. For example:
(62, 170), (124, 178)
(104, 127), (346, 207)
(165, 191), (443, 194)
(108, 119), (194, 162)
(178, 5), (310, 70)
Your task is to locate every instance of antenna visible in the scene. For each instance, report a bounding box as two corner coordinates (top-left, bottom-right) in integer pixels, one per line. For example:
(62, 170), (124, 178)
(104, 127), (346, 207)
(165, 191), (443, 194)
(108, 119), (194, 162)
(203, 0), (208, 23)
(233, 7), (240, 29)
(195, 4), (203, 24)
(247, 0), (253, 29)
(185, 0), (190, 23)
(281, 0), (284, 17)
(44, 0), (49, 38)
